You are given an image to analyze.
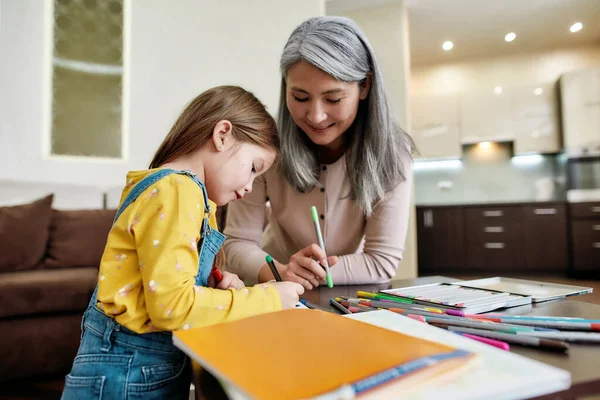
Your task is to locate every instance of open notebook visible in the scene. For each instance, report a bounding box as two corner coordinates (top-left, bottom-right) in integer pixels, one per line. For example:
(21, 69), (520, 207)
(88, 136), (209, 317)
(173, 309), (477, 399)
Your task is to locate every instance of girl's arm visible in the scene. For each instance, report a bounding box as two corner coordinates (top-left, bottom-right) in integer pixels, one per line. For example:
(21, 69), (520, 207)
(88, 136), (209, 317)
(133, 176), (281, 331)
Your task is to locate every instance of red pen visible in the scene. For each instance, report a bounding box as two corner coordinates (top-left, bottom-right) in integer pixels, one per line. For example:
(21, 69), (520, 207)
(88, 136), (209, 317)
(211, 267), (223, 283)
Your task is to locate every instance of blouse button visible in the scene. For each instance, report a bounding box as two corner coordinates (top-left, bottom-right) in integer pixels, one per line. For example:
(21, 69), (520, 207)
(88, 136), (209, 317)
(320, 214), (325, 220)
(320, 188), (325, 193)
(322, 166), (327, 171)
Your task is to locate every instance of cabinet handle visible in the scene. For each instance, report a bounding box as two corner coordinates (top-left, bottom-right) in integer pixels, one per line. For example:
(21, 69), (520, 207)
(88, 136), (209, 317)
(485, 242), (505, 249)
(483, 210), (503, 217)
(592, 206), (600, 213)
(594, 242), (600, 249)
(424, 210), (434, 227)
(484, 226), (504, 233)
(534, 208), (557, 215)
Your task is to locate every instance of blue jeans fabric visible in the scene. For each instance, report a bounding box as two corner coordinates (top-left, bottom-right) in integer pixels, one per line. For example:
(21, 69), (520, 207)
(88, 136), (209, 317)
(61, 169), (224, 399)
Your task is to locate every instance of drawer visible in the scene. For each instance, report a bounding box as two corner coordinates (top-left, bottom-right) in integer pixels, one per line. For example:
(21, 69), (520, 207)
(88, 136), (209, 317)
(570, 202), (600, 218)
(571, 220), (600, 271)
(466, 236), (524, 271)
(466, 206), (523, 238)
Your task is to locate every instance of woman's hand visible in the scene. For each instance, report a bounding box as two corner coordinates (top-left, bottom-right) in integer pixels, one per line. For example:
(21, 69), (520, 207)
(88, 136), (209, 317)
(282, 244), (338, 290)
(208, 271), (245, 290)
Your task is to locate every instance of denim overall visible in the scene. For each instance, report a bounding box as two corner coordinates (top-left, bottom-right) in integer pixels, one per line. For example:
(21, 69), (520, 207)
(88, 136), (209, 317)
(61, 169), (225, 400)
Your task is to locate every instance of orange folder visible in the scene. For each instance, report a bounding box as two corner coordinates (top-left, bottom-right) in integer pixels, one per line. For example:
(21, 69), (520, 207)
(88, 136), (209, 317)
(173, 309), (476, 399)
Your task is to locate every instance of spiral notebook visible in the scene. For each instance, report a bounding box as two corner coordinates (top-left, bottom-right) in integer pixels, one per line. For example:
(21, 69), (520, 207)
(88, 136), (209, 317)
(173, 309), (477, 399)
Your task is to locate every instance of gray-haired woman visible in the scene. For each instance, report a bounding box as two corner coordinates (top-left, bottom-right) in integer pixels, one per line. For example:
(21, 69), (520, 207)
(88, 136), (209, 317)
(224, 16), (414, 290)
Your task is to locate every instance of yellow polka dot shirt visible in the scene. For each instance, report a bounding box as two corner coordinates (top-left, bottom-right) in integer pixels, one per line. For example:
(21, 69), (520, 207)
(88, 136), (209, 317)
(97, 169), (282, 334)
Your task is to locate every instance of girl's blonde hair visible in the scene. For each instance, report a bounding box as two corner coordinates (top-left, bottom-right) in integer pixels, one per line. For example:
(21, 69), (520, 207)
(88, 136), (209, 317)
(150, 85), (278, 270)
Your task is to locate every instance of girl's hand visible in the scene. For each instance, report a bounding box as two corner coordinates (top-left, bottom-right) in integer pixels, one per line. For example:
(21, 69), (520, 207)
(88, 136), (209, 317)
(209, 271), (245, 290)
(282, 244), (338, 290)
(270, 281), (305, 309)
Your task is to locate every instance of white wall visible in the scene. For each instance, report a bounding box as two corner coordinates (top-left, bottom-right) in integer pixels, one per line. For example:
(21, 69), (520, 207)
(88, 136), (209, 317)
(412, 44), (600, 96)
(333, 2), (418, 280)
(0, 0), (323, 188)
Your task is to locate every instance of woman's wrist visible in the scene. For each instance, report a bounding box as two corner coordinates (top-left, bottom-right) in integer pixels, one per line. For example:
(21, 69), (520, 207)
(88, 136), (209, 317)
(258, 261), (286, 283)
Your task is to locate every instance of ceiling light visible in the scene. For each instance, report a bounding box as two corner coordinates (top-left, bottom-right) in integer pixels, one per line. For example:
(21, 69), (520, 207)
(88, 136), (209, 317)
(442, 41), (453, 51)
(534, 87), (543, 96)
(570, 22), (583, 33)
(494, 86), (503, 94)
(504, 32), (516, 42)
(478, 141), (492, 149)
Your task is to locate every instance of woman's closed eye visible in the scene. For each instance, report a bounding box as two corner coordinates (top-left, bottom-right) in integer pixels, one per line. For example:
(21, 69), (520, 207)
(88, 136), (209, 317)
(293, 96), (309, 103)
(326, 98), (342, 104)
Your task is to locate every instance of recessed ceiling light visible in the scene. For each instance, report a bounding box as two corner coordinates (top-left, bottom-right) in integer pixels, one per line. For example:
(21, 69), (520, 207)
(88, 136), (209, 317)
(442, 41), (453, 51)
(534, 87), (543, 96)
(478, 141), (492, 149)
(570, 22), (583, 33)
(505, 32), (516, 42)
(494, 86), (503, 94)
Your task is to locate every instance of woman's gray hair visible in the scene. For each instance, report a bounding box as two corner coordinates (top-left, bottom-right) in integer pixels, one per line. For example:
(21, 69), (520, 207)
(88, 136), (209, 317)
(278, 16), (414, 215)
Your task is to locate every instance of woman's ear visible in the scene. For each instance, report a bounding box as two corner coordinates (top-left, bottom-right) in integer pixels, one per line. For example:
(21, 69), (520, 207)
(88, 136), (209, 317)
(212, 120), (233, 152)
(359, 73), (372, 100)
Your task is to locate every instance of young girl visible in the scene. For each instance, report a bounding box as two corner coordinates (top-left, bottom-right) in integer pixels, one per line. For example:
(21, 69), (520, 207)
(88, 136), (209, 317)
(61, 86), (304, 400)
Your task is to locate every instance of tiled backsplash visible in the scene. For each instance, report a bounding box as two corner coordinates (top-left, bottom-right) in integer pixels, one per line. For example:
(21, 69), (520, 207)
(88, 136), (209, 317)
(414, 142), (567, 205)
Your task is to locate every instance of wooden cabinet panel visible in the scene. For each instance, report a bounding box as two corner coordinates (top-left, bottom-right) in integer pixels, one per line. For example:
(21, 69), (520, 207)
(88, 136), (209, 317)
(512, 83), (561, 154)
(411, 95), (462, 160)
(522, 205), (568, 270)
(571, 220), (600, 271)
(417, 207), (466, 271)
(459, 89), (514, 143)
(570, 202), (600, 218)
(560, 68), (600, 151)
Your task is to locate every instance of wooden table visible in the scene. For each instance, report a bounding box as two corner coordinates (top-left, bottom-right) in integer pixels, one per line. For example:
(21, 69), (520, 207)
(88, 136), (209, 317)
(194, 276), (600, 400)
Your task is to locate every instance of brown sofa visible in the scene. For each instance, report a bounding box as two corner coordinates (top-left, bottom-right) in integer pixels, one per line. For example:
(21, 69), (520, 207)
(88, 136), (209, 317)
(0, 194), (230, 383)
(0, 194), (115, 382)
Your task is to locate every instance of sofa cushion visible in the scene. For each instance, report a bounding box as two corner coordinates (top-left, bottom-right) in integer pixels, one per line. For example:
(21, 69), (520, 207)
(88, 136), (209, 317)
(43, 209), (116, 269)
(0, 195), (54, 272)
(0, 267), (98, 318)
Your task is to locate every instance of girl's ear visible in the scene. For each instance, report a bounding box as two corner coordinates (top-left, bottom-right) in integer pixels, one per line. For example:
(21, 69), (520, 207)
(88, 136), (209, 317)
(212, 120), (233, 152)
(359, 73), (372, 100)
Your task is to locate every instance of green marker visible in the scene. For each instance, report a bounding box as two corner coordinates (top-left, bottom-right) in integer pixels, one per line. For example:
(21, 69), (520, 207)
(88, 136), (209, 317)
(311, 206), (333, 288)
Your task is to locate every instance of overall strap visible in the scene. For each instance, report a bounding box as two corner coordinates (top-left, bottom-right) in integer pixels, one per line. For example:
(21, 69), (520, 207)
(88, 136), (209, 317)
(112, 169), (211, 226)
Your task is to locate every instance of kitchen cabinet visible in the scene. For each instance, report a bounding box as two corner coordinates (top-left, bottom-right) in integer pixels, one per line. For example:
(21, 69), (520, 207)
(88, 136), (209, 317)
(522, 204), (569, 270)
(416, 202), (570, 274)
(560, 68), (600, 152)
(459, 88), (514, 144)
(411, 95), (461, 159)
(512, 83), (561, 154)
(569, 202), (600, 272)
(416, 207), (466, 271)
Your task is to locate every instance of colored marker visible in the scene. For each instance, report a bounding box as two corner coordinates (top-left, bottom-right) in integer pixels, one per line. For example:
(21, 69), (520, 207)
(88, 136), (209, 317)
(330, 299), (351, 314)
(210, 266), (223, 283)
(299, 299), (334, 313)
(446, 326), (569, 352)
(356, 291), (413, 304)
(310, 206), (333, 288)
(457, 333), (510, 351)
(265, 255), (282, 282)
